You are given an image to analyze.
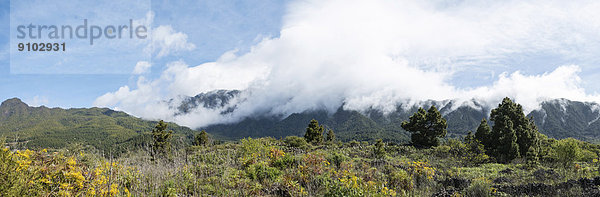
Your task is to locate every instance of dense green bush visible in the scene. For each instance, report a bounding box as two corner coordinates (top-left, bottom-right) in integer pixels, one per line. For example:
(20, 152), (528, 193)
(554, 138), (582, 166)
(388, 169), (412, 191)
(246, 162), (281, 184)
(272, 154), (297, 170)
(284, 136), (310, 150)
(327, 152), (349, 169)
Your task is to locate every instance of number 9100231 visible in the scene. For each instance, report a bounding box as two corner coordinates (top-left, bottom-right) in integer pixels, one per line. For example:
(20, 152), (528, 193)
(18, 43), (65, 52)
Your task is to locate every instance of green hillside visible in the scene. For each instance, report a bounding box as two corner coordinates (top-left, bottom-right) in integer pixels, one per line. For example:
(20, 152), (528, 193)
(205, 107), (410, 143)
(0, 98), (197, 154)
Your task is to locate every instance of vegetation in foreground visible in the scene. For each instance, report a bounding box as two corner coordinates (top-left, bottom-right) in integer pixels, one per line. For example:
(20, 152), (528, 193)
(2, 97), (600, 196)
(3, 135), (600, 196)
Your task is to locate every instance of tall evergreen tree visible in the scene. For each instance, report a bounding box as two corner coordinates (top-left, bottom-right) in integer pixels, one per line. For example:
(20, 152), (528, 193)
(401, 106), (447, 148)
(152, 120), (173, 160)
(373, 139), (386, 158)
(464, 131), (475, 145)
(475, 119), (491, 148)
(488, 97), (540, 163)
(194, 130), (209, 146)
(326, 129), (335, 142)
(304, 119), (324, 144)
(493, 118), (520, 162)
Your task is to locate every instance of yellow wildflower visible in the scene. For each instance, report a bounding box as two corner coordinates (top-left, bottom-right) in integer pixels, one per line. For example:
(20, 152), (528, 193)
(124, 187), (131, 197)
(66, 157), (77, 166)
(109, 183), (119, 196)
(87, 187), (96, 196)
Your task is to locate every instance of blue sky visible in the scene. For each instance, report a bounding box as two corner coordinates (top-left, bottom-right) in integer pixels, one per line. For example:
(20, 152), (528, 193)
(2, 0), (600, 128)
(0, 0), (287, 107)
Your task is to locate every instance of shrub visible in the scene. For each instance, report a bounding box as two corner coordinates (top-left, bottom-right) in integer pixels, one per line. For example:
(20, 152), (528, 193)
(284, 136), (310, 150)
(555, 138), (582, 167)
(239, 137), (271, 167)
(397, 145), (417, 155)
(160, 179), (178, 197)
(580, 149), (596, 162)
(299, 153), (330, 177)
(388, 169), (412, 191)
(463, 177), (494, 197)
(406, 161), (435, 188)
(0, 148), (136, 196)
(447, 139), (467, 156)
(348, 140), (360, 148)
(246, 161), (281, 184)
(326, 174), (396, 197)
(272, 154), (297, 170)
(328, 152), (349, 169)
(434, 145), (452, 158)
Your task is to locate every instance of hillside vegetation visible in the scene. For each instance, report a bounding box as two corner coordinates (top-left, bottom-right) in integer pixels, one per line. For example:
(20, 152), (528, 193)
(0, 98), (196, 155)
(2, 135), (600, 196)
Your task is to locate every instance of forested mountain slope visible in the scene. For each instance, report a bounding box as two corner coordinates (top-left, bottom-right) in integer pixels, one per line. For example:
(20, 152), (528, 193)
(0, 98), (196, 153)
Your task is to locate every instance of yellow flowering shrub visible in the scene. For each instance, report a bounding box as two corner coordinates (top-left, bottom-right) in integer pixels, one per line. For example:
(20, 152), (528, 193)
(406, 161), (436, 187)
(0, 148), (138, 197)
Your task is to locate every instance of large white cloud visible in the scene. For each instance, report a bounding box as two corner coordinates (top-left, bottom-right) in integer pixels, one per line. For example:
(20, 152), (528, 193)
(95, 0), (600, 128)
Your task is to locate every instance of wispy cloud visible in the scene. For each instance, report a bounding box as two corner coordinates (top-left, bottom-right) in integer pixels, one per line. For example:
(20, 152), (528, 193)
(28, 95), (49, 107)
(146, 25), (196, 58)
(132, 61), (152, 75)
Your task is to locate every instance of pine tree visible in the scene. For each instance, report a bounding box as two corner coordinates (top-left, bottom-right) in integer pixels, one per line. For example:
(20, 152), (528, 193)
(304, 119), (324, 144)
(475, 119), (491, 149)
(152, 120), (173, 160)
(464, 131), (475, 145)
(373, 139), (386, 158)
(488, 97), (540, 163)
(195, 130), (209, 146)
(401, 106), (447, 148)
(494, 118), (520, 162)
(326, 129), (335, 142)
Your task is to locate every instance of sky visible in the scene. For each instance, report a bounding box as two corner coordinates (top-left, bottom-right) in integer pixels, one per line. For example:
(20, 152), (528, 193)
(0, 0), (287, 107)
(3, 0), (600, 129)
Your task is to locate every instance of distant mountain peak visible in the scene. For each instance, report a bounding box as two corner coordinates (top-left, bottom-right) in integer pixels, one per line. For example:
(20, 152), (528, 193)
(0, 98), (30, 117)
(174, 90), (241, 115)
(1, 98), (27, 107)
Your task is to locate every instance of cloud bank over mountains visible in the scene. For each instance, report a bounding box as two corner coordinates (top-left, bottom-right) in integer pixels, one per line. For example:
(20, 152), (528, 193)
(95, 0), (600, 128)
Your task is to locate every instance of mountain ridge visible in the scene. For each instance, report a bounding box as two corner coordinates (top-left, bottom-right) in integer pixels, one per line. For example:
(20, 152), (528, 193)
(0, 98), (197, 154)
(175, 91), (600, 142)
